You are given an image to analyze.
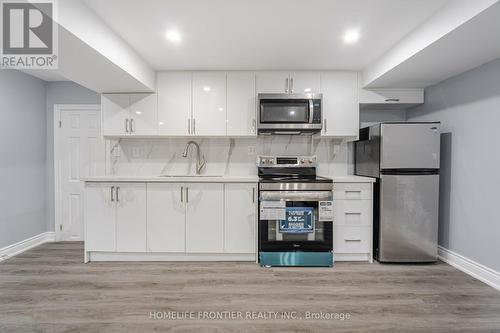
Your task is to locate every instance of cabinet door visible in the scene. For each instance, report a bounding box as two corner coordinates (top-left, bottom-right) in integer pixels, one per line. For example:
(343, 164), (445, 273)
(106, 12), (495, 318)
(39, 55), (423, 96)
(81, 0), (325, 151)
(147, 183), (186, 252)
(227, 72), (256, 136)
(85, 183), (115, 251)
(192, 72), (227, 136)
(185, 183), (224, 253)
(157, 72), (192, 136)
(224, 184), (257, 253)
(115, 183), (147, 252)
(129, 94), (158, 135)
(321, 72), (359, 137)
(289, 72), (320, 94)
(256, 71), (290, 93)
(102, 94), (130, 136)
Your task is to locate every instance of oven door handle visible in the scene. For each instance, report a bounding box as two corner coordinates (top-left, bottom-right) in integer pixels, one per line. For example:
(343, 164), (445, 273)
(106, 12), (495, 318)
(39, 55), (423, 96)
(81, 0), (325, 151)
(309, 99), (314, 123)
(260, 191), (332, 201)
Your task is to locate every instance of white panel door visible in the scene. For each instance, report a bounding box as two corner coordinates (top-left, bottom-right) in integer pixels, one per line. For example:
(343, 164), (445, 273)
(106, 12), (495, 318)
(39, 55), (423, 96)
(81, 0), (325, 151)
(157, 72), (192, 136)
(224, 184), (257, 253)
(102, 94), (130, 136)
(59, 108), (105, 241)
(289, 72), (321, 94)
(227, 72), (256, 136)
(256, 71), (290, 93)
(128, 93), (158, 135)
(115, 183), (147, 252)
(320, 72), (359, 137)
(185, 183), (224, 253)
(85, 183), (115, 251)
(192, 72), (227, 136)
(147, 183), (186, 252)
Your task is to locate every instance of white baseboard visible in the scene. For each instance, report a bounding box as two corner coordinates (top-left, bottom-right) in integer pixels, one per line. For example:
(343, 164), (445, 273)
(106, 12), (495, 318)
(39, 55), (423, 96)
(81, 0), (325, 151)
(0, 232), (56, 262)
(88, 251), (256, 262)
(438, 246), (500, 291)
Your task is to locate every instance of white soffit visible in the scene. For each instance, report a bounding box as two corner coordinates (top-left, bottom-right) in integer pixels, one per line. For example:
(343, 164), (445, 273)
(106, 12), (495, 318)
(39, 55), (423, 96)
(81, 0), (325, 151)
(363, 0), (500, 88)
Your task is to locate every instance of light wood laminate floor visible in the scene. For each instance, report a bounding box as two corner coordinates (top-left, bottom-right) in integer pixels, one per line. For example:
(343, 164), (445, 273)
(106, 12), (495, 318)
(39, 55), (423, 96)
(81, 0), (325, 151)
(1, 242), (500, 332)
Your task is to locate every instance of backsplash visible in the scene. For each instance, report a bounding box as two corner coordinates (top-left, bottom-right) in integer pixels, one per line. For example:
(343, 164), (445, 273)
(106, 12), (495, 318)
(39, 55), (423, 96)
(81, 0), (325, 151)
(107, 136), (353, 177)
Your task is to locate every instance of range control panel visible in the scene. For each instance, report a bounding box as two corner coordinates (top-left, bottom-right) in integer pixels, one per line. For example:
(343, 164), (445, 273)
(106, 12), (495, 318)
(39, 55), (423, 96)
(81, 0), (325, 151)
(257, 156), (317, 167)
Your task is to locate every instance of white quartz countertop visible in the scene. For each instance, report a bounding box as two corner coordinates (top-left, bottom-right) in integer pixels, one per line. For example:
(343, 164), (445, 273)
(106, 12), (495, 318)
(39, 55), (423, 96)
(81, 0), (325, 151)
(82, 175), (374, 183)
(82, 175), (259, 183)
(330, 175), (376, 183)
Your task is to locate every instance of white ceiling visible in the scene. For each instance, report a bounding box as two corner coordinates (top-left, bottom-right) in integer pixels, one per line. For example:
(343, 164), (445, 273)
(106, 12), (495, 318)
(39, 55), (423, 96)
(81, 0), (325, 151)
(83, 0), (449, 71)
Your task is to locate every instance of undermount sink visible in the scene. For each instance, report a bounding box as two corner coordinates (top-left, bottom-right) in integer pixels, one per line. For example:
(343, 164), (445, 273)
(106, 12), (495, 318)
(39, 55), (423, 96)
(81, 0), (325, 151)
(157, 174), (223, 178)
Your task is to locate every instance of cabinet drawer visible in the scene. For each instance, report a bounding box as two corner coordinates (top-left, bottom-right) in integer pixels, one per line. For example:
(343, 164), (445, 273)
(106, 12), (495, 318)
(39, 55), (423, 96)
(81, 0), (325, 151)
(333, 226), (371, 254)
(333, 200), (372, 226)
(333, 183), (372, 200)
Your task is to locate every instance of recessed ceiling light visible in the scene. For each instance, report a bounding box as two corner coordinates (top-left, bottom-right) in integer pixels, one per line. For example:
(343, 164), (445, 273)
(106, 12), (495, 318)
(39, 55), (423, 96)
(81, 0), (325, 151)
(135, 111), (142, 115)
(343, 29), (360, 44)
(203, 86), (211, 92)
(304, 88), (311, 93)
(165, 29), (182, 44)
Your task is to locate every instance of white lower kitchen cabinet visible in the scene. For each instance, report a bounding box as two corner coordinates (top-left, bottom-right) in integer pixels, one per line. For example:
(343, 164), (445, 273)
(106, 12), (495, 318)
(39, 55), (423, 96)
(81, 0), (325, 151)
(224, 184), (257, 253)
(333, 181), (373, 262)
(85, 182), (147, 253)
(85, 183), (116, 252)
(147, 183), (186, 252)
(115, 183), (147, 252)
(185, 183), (224, 252)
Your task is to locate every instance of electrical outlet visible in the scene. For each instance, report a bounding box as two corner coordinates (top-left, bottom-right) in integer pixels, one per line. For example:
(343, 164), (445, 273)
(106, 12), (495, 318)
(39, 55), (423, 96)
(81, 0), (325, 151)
(248, 146), (255, 155)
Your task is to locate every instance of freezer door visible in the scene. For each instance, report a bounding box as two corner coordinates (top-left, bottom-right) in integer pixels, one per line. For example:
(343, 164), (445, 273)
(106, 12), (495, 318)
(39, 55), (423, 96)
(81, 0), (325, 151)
(379, 174), (439, 262)
(381, 123), (440, 169)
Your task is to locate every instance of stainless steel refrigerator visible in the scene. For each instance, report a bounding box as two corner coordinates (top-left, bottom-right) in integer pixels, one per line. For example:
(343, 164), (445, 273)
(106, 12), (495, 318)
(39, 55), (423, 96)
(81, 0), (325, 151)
(355, 122), (440, 262)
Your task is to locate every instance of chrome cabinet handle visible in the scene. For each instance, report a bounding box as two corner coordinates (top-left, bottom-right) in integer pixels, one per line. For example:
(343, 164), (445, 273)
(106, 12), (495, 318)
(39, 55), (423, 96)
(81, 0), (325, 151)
(116, 186), (120, 202)
(188, 119), (191, 135)
(252, 119), (256, 133)
(125, 119), (129, 133)
(323, 119), (327, 134)
(252, 187), (255, 203)
(110, 186), (115, 202)
(345, 239), (362, 242)
(290, 77), (294, 93)
(181, 186), (184, 202)
(130, 119), (135, 133)
(186, 187), (189, 203)
(385, 98), (400, 102)
(285, 77), (289, 93)
(193, 119), (196, 135)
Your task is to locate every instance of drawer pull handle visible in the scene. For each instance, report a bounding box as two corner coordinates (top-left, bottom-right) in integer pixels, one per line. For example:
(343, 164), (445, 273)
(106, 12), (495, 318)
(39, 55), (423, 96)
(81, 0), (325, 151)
(345, 239), (361, 242)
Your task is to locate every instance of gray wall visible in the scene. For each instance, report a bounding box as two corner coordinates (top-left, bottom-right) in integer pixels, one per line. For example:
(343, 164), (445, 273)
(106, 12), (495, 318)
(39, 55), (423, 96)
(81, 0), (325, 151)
(0, 70), (47, 248)
(407, 57), (500, 272)
(45, 82), (99, 231)
(360, 109), (407, 128)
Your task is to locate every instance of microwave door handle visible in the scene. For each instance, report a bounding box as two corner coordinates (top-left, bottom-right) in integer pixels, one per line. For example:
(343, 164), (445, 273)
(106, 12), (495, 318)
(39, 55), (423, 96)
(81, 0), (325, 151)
(309, 99), (314, 123)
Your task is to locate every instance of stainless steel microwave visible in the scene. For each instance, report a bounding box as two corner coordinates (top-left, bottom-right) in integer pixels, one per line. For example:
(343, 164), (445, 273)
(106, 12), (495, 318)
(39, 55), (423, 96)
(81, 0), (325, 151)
(257, 93), (322, 135)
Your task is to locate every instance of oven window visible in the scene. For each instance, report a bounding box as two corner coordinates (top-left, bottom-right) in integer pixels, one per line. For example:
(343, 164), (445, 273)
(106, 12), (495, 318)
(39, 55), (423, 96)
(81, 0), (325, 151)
(260, 100), (309, 123)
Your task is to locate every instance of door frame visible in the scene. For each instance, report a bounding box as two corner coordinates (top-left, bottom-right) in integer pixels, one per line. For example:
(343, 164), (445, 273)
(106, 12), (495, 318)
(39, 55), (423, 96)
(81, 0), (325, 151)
(53, 104), (101, 241)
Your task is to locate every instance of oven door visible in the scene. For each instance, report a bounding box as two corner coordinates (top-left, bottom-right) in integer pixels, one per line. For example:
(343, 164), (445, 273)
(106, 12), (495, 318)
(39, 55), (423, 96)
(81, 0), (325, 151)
(259, 190), (333, 252)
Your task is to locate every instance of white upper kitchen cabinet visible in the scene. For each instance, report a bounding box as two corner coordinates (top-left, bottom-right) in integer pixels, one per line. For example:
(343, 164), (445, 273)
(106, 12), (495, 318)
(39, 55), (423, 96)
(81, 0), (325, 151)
(115, 183), (147, 252)
(85, 183), (116, 252)
(224, 184), (257, 254)
(321, 72), (359, 138)
(226, 72), (257, 136)
(289, 72), (321, 94)
(157, 72), (192, 136)
(185, 183), (224, 253)
(101, 94), (130, 136)
(256, 71), (290, 93)
(147, 183), (186, 252)
(128, 94), (158, 135)
(192, 72), (227, 136)
(102, 93), (157, 136)
(359, 88), (424, 110)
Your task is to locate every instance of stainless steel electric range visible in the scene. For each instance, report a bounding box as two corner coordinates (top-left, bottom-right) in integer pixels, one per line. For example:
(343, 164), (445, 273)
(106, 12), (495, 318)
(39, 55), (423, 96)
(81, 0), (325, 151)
(257, 155), (334, 267)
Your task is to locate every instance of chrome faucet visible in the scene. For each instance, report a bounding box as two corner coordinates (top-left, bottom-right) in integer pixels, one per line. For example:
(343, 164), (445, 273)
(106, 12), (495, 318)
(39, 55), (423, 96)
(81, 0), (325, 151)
(182, 141), (206, 175)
